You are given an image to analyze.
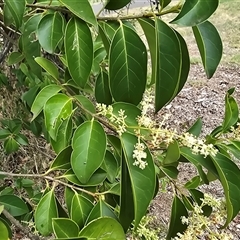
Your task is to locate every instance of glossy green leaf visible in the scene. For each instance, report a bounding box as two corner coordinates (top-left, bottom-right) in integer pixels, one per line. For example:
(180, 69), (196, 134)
(138, 18), (156, 85)
(65, 18), (93, 88)
(211, 153), (240, 227)
(86, 199), (117, 224)
(163, 140), (180, 165)
(107, 135), (122, 160)
(99, 21), (120, 54)
(37, 13), (64, 53)
(95, 70), (112, 105)
(64, 187), (75, 215)
(71, 120), (106, 183)
(70, 193), (93, 227)
(59, 0), (97, 28)
(192, 21), (222, 78)
(101, 151), (118, 183)
(187, 118), (202, 137)
(64, 169), (107, 187)
(44, 94), (73, 140)
(155, 19), (188, 112)
(119, 152), (134, 232)
(171, 0), (219, 26)
(31, 84), (62, 120)
(0, 195), (28, 216)
(4, 137), (19, 154)
(7, 52), (24, 65)
(184, 176), (201, 189)
(224, 141), (240, 159)
(105, 0), (131, 10)
(35, 189), (58, 236)
(35, 57), (59, 80)
(222, 88), (239, 132)
(120, 132), (156, 228)
(0, 219), (9, 240)
(180, 147), (218, 178)
(53, 218), (79, 238)
(5, 0), (25, 29)
(166, 196), (188, 240)
(92, 47), (107, 75)
(79, 217), (125, 239)
(109, 23), (147, 105)
(50, 146), (72, 170)
(50, 117), (73, 154)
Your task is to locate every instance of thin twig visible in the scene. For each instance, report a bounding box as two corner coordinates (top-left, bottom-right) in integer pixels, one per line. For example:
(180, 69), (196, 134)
(2, 209), (48, 240)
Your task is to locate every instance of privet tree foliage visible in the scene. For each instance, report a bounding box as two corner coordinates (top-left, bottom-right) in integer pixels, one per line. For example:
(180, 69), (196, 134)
(0, 0), (239, 239)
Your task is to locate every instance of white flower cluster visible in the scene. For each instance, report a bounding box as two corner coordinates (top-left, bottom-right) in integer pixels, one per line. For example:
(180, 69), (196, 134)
(173, 194), (233, 240)
(96, 103), (127, 136)
(133, 142), (148, 170)
(180, 132), (218, 157)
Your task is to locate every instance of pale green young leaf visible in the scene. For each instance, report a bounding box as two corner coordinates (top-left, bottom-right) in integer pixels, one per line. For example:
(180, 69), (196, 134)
(44, 94), (73, 141)
(31, 84), (62, 121)
(35, 57), (59, 80)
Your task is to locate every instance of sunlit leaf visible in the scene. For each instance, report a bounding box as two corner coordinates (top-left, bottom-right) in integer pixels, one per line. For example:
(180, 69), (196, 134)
(53, 218), (79, 238)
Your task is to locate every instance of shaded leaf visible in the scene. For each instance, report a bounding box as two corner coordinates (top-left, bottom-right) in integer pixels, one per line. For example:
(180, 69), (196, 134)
(50, 146), (72, 170)
(53, 218), (79, 238)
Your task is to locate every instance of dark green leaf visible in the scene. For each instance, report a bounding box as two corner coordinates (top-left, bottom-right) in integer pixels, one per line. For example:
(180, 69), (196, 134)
(163, 140), (180, 165)
(192, 21), (222, 78)
(74, 95), (96, 119)
(4, 137), (19, 154)
(222, 88), (239, 132)
(187, 118), (202, 137)
(0, 129), (11, 140)
(50, 146), (72, 170)
(171, 0), (219, 26)
(211, 153), (240, 227)
(65, 18), (93, 88)
(71, 120), (106, 183)
(105, 0), (131, 10)
(86, 199), (117, 224)
(166, 196), (188, 240)
(35, 189), (58, 236)
(101, 151), (118, 183)
(184, 176), (201, 189)
(95, 70), (112, 105)
(109, 23), (147, 105)
(121, 132), (156, 227)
